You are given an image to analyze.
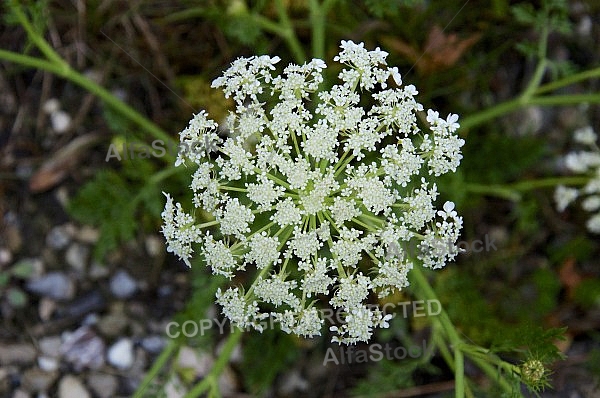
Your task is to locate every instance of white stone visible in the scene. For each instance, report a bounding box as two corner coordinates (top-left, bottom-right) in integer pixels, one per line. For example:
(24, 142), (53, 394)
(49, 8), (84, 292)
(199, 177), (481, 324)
(51, 110), (72, 133)
(65, 243), (89, 272)
(58, 375), (90, 398)
(42, 98), (60, 114)
(38, 356), (59, 372)
(110, 270), (137, 299)
(107, 338), (134, 369)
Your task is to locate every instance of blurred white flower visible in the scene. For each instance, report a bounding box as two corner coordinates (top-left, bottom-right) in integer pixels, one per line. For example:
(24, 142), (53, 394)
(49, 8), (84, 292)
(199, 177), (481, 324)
(555, 126), (600, 233)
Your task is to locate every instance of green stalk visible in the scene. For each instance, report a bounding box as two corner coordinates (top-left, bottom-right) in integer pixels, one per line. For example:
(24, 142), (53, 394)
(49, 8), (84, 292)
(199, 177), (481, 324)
(460, 92), (600, 131)
(529, 93), (600, 106)
(252, 14), (290, 38)
(459, 24), (600, 131)
(458, 98), (521, 131)
(411, 267), (519, 395)
(535, 66), (600, 95)
(520, 25), (549, 101)
(410, 267), (465, 397)
(0, 48), (63, 75)
(309, 0), (332, 60)
(184, 329), (243, 398)
(0, 53), (173, 157)
(54, 62), (173, 146)
(132, 340), (179, 398)
(4, 1), (174, 152)
(9, 0), (68, 68)
(252, 1), (305, 63)
(465, 176), (590, 200)
(274, 0), (306, 63)
(465, 351), (515, 393)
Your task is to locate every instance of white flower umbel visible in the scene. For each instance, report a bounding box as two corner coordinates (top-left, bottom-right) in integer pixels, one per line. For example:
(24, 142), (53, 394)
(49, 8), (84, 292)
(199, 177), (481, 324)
(161, 40), (465, 344)
(555, 126), (600, 233)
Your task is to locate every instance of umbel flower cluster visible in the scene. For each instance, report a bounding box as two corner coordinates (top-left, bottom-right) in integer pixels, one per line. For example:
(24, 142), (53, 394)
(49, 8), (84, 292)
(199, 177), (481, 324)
(555, 126), (600, 233)
(161, 41), (464, 344)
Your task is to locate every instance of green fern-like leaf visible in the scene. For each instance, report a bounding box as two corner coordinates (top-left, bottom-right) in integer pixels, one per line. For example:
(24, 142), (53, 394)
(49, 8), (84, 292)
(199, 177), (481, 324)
(68, 169), (139, 258)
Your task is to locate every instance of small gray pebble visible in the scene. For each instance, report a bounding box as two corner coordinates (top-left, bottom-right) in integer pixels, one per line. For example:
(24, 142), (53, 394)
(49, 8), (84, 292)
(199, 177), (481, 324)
(110, 270), (137, 299)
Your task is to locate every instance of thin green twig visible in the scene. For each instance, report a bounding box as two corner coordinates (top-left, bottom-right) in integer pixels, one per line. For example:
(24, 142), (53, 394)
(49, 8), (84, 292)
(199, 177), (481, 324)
(274, 0), (306, 63)
(411, 268), (465, 397)
(184, 329), (243, 398)
(309, 0), (333, 60)
(465, 176), (590, 200)
(535, 66), (600, 95)
(9, 0), (68, 68)
(132, 339), (179, 398)
(2, 1), (174, 153)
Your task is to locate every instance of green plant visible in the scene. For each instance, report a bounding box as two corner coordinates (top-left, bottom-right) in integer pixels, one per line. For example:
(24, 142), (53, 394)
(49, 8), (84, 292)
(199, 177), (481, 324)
(3, 1), (600, 397)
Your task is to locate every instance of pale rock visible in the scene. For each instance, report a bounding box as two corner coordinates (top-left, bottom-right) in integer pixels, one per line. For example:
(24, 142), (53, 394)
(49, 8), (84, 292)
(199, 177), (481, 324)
(107, 338), (134, 369)
(38, 356), (59, 372)
(22, 367), (58, 392)
(51, 110), (72, 133)
(38, 336), (62, 358)
(109, 270), (137, 299)
(86, 373), (118, 398)
(26, 272), (75, 301)
(58, 375), (90, 398)
(65, 243), (89, 272)
(0, 343), (36, 365)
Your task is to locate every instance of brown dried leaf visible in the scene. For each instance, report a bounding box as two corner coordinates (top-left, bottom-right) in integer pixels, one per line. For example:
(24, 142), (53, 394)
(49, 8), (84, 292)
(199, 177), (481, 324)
(381, 26), (480, 75)
(29, 133), (103, 193)
(423, 26), (481, 72)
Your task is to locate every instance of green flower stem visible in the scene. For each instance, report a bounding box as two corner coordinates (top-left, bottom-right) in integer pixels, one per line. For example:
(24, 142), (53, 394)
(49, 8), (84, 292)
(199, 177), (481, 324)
(410, 267), (465, 397)
(460, 23), (600, 133)
(184, 329), (243, 398)
(352, 216), (376, 231)
(334, 152), (354, 177)
(290, 129), (302, 157)
(535, 66), (600, 95)
(198, 220), (220, 229)
(245, 224), (292, 283)
(521, 25), (549, 101)
(308, 0), (336, 60)
(529, 93), (600, 106)
(411, 267), (516, 396)
(133, 339), (179, 398)
(275, 0), (306, 64)
(461, 91), (600, 131)
(432, 330), (476, 398)
(433, 326), (455, 370)
(320, 212), (347, 277)
(9, 0), (67, 68)
(521, 59), (548, 101)
(2, 2), (174, 156)
(230, 222), (277, 253)
(0, 48), (63, 80)
(246, 259), (277, 297)
(283, 192), (301, 199)
(219, 185), (247, 193)
(464, 351), (515, 393)
(357, 212), (385, 226)
(255, 168), (292, 191)
(253, 221), (276, 236)
(0, 51), (174, 155)
(454, 348), (465, 398)
(465, 176), (590, 200)
(461, 345), (519, 378)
